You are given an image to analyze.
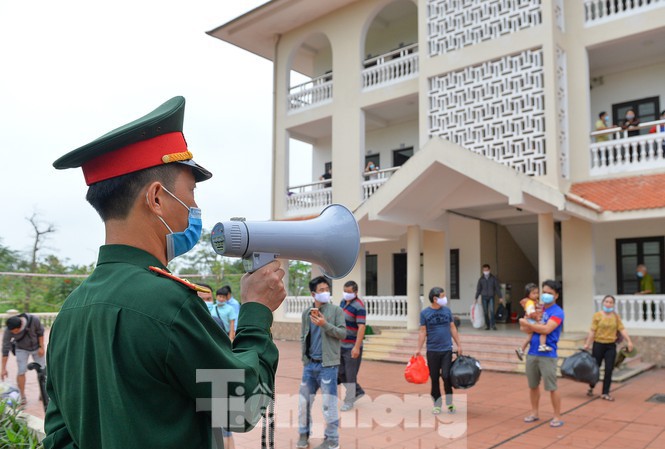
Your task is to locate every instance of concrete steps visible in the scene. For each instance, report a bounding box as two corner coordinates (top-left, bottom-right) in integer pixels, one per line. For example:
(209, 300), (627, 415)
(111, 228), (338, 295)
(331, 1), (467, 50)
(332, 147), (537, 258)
(362, 328), (653, 380)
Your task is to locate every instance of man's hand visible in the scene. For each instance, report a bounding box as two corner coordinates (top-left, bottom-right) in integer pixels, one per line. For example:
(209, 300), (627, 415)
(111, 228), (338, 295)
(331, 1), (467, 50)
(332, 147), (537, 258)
(38, 347), (45, 357)
(310, 308), (327, 327)
(240, 260), (286, 312)
(456, 345), (463, 356)
(351, 346), (361, 358)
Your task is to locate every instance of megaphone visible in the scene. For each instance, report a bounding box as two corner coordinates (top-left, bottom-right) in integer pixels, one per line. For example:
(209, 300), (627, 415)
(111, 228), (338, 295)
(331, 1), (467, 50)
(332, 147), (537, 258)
(210, 204), (360, 279)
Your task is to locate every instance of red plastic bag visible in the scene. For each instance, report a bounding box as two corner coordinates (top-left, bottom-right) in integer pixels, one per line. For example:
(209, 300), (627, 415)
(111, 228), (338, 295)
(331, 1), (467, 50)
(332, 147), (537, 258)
(404, 355), (429, 384)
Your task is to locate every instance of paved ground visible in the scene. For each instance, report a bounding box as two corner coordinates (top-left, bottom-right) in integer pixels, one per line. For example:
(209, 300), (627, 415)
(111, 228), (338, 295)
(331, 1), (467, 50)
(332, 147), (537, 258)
(15, 337), (665, 448)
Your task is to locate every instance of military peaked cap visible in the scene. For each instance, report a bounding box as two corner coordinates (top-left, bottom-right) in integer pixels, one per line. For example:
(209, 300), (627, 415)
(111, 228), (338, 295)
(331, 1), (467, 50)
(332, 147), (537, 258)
(53, 96), (212, 185)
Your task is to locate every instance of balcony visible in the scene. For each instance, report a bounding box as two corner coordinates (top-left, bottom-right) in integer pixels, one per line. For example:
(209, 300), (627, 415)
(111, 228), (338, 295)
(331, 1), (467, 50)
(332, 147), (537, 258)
(594, 295), (664, 329)
(589, 119), (665, 176)
(286, 166), (400, 214)
(362, 43), (419, 90)
(584, 0), (664, 25)
(287, 73), (333, 113)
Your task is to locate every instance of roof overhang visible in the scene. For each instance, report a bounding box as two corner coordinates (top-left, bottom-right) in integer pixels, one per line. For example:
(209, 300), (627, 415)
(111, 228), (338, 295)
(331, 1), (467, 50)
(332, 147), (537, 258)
(207, 0), (361, 65)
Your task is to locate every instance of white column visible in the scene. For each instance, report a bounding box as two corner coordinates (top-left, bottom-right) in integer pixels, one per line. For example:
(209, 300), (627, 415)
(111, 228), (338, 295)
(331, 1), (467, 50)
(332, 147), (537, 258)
(407, 225), (421, 331)
(562, 218), (595, 332)
(423, 230), (446, 295)
(538, 213), (556, 286)
(333, 244), (365, 299)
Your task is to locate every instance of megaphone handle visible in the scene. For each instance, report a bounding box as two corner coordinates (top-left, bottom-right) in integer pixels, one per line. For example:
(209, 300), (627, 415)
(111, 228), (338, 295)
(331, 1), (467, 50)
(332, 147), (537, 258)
(243, 252), (280, 273)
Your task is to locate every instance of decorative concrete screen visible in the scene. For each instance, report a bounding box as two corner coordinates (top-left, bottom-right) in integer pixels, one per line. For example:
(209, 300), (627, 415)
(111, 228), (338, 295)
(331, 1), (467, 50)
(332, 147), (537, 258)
(427, 0), (542, 56)
(556, 46), (569, 179)
(428, 48), (546, 176)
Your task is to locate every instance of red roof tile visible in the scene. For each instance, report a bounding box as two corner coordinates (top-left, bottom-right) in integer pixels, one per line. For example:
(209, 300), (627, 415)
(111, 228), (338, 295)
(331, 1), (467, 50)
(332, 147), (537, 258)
(570, 174), (665, 212)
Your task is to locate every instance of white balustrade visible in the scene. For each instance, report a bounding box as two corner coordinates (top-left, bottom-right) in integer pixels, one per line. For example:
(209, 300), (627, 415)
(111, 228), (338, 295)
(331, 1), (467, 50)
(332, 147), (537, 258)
(362, 44), (418, 90)
(283, 295), (410, 321)
(584, 0), (663, 24)
(589, 120), (665, 176)
(287, 74), (333, 112)
(593, 295), (665, 329)
(362, 167), (399, 200)
(286, 179), (332, 213)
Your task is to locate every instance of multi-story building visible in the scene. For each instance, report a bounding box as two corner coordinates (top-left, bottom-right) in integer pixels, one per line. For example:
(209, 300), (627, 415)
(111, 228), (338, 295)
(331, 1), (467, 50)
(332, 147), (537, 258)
(209, 0), (665, 348)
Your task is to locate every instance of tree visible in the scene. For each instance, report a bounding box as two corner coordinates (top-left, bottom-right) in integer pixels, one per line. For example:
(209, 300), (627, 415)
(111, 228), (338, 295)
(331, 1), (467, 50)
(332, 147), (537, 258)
(288, 261), (312, 296)
(22, 214), (56, 312)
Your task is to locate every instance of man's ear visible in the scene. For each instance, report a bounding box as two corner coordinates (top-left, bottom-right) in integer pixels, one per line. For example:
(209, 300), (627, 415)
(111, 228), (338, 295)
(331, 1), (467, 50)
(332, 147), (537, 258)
(145, 182), (167, 216)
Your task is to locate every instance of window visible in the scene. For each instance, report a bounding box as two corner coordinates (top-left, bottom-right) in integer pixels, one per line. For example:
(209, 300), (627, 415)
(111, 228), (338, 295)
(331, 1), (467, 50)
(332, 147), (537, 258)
(365, 254), (378, 296)
(450, 249), (460, 299)
(612, 97), (660, 135)
(393, 147), (413, 167)
(616, 237), (664, 294)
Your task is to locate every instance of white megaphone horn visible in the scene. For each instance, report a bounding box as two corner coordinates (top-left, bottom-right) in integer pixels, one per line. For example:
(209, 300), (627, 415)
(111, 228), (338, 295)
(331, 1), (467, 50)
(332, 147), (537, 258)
(210, 204), (360, 279)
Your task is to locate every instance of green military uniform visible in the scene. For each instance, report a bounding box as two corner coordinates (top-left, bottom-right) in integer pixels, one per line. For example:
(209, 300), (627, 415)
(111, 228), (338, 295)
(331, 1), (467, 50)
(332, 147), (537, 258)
(44, 245), (277, 448)
(46, 97), (278, 448)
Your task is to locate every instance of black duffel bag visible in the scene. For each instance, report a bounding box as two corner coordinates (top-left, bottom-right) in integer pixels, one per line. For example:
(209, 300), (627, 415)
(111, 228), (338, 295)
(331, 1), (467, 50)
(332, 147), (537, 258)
(560, 350), (599, 387)
(450, 354), (482, 389)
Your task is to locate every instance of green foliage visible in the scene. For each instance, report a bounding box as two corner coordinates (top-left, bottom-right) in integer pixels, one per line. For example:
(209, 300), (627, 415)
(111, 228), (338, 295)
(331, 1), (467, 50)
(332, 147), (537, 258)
(0, 400), (43, 448)
(288, 260), (311, 296)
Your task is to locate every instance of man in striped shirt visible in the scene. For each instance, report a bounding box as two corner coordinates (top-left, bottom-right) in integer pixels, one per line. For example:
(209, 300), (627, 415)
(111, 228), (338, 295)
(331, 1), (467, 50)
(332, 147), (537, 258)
(338, 280), (367, 412)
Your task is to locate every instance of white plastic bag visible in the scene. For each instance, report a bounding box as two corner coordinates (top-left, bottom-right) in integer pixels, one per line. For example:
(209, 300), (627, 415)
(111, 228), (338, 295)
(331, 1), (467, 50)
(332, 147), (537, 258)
(470, 302), (485, 329)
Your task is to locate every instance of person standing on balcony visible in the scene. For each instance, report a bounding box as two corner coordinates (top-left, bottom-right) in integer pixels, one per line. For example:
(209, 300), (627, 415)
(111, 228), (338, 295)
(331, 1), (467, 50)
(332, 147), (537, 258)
(519, 280), (565, 428)
(414, 287), (462, 415)
(364, 161), (380, 180)
(583, 295), (634, 401)
(620, 108), (640, 137)
(319, 167), (332, 188)
(635, 264), (654, 295)
(338, 280), (366, 412)
(594, 111), (611, 142)
(297, 276), (346, 449)
(474, 264), (504, 330)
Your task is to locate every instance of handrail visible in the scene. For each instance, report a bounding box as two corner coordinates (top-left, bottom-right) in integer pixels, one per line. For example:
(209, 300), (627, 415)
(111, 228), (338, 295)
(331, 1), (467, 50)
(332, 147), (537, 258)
(362, 166), (399, 180)
(590, 118), (665, 138)
(289, 72), (333, 94)
(363, 43), (418, 66)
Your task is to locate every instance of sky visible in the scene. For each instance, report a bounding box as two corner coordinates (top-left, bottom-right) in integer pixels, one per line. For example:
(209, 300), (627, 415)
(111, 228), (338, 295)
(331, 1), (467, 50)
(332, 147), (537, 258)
(0, 1), (311, 266)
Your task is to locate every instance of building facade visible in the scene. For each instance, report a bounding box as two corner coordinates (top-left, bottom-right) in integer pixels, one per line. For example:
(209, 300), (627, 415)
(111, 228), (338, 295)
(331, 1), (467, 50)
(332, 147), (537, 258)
(210, 0), (665, 337)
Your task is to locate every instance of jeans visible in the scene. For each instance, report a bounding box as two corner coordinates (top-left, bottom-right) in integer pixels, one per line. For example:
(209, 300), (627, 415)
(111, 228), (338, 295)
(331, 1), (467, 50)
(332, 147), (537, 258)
(298, 362), (339, 441)
(482, 296), (495, 328)
(592, 342), (616, 395)
(338, 347), (365, 404)
(426, 350), (453, 407)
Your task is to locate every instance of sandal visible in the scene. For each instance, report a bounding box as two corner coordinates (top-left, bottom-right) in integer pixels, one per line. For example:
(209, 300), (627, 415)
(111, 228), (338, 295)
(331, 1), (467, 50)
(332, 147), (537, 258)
(432, 406), (442, 415)
(586, 387), (594, 397)
(550, 419), (564, 428)
(523, 415), (540, 423)
(601, 394), (615, 401)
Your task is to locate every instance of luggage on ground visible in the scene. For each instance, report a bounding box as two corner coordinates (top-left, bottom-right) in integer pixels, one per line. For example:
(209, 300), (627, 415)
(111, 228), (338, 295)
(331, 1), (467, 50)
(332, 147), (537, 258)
(450, 354), (482, 389)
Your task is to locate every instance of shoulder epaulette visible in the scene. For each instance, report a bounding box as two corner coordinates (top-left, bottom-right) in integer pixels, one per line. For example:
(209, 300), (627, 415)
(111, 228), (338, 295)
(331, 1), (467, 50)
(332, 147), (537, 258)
(148, 266), (212, 294)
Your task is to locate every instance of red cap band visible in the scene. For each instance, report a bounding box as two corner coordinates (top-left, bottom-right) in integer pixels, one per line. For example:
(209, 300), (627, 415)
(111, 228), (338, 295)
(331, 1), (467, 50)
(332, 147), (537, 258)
(82, 132), (188, 185)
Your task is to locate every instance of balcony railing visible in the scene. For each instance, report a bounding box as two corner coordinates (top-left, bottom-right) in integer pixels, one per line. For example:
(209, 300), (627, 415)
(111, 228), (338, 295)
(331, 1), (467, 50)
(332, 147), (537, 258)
(286, 167), (401, 213)
(584, 0), (663, 24)
(283, 295), (413, 321)
(287, 73), (333, 112)
(594, 295), (665, 329)
(362, 43), (419, 90)
(589, 119), (665, 176)
(362, 167), (399, 200)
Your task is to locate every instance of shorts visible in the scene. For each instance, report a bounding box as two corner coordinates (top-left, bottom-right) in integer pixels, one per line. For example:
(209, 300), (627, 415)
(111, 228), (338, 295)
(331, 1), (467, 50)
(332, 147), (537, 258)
(525, 355), (558, 391)
(15, 348), (45, 375)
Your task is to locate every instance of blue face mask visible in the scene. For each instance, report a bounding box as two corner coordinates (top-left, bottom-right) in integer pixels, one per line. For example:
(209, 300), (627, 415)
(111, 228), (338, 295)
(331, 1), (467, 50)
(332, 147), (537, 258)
(602, 306), (614, 313)
(153, 186), (202, 262)
(636, 271), (644, 278)
(541, 293), (555, 304)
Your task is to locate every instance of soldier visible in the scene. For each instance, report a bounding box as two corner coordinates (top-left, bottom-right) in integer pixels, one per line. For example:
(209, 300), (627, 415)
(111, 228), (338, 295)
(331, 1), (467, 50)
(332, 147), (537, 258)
(44, 96), (285, 448)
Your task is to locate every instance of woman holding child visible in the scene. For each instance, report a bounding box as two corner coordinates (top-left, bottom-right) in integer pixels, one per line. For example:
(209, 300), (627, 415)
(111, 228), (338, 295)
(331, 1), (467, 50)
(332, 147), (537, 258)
(583, 295), (634, 401)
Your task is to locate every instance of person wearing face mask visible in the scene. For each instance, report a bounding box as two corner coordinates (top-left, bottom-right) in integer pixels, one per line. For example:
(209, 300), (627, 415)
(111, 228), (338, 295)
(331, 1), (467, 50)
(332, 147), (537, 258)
(45, 96), (287, 449)
(214, 287), (238, 340)
(297, 276), (346, 449)
(583, 295), (633, 401)
(338, 280), (367, 412)
(620, 108), (640, 137)
(474, 264), (505, 330)
(415, 287), (462, 415)
(594, 111), (611, 143)
(519, 280), (565, 428)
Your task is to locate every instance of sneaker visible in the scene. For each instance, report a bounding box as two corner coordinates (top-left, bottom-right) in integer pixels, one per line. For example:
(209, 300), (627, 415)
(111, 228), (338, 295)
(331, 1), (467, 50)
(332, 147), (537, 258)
(296, 434), (309, 448)
(432, 406), (442, 415)
(515, 347), (525, 361)
(313, 439), (339, 449)
(447, 404), (456, 414)
(538, 344), (553, 352)
(340, 402), (354, 412)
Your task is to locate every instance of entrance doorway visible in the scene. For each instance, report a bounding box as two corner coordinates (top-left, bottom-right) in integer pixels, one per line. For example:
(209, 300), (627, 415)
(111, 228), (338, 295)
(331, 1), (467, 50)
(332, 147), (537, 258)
(393, 253), (406, 295)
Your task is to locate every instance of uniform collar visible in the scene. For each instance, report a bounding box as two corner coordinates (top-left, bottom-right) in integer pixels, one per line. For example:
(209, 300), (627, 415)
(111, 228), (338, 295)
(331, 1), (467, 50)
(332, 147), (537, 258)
(96, 244), (166, 270)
